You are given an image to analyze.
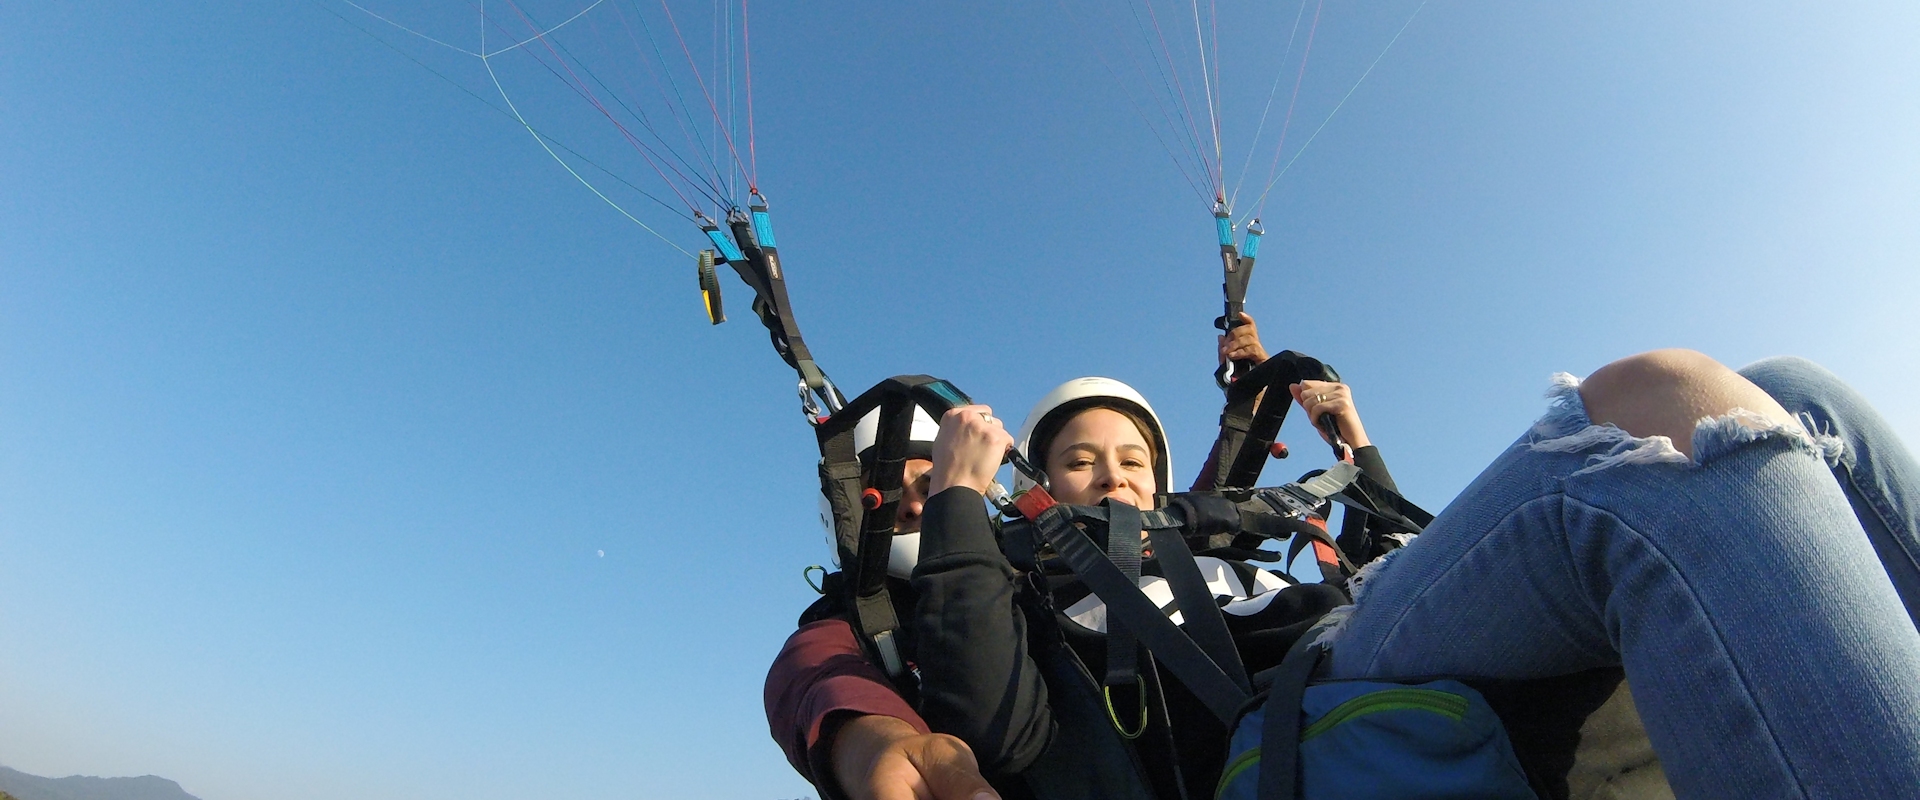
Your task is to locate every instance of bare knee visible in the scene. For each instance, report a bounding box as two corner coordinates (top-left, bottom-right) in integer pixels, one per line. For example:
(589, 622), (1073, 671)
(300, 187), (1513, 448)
(1581, 349), (1797, 459)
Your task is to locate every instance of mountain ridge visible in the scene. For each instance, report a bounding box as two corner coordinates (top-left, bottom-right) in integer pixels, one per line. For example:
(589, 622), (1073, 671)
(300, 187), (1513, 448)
(0, 766), (201, 800)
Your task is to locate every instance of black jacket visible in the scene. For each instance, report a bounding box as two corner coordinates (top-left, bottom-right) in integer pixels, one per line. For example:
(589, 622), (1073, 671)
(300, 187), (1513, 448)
(907, 447), (1402, 800)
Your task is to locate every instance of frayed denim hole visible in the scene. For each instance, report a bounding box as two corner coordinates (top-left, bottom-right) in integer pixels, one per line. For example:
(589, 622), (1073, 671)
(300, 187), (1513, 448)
(1528, 372), (1594, 442)
(1690, 408), (1844, 467)
(1308, 546), (1408, 649)
(1529, 372), (1700, 476)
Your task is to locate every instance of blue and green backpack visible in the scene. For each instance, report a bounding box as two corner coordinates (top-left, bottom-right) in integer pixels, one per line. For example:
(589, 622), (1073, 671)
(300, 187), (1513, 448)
(1214, 638), (1537, 800)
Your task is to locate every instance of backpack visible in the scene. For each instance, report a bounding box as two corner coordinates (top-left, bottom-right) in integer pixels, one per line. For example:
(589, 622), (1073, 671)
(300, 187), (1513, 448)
(1213, 637), (1536, 800)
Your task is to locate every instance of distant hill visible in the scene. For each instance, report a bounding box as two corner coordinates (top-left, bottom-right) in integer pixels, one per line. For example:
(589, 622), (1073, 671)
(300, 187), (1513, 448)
(0, 767), (201, 800)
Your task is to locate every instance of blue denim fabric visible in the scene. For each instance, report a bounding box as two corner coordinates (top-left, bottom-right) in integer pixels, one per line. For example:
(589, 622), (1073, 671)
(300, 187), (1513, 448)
(1323, 364), (1920, 799)
(1741, 356), (1920, 630)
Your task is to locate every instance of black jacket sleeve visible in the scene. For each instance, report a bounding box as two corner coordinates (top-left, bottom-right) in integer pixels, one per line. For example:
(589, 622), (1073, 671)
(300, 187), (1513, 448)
(909, 487), (1055, 775)
(1338, 444), (1409, 564)
(1350, 444), (1399, 493)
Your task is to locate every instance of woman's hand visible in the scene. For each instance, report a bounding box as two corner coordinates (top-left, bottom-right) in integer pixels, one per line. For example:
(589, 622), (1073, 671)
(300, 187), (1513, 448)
(1217, 312), (1269, 366)
(1290, 379), (1372, 450)
(928, 405), (1014, 497)
(831, 714), (1000, 800)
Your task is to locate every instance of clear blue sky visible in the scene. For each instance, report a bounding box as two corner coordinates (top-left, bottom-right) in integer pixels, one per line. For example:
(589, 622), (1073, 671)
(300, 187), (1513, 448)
(2, 2), (1915, 799)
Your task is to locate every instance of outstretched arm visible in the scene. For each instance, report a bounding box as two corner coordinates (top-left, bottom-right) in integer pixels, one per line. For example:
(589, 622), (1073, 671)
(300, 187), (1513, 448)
(764, 618), (1000, 800)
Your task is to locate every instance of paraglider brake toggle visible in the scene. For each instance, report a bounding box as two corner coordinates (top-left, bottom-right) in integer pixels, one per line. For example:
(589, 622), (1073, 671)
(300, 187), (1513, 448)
(696, 249), (725, 325)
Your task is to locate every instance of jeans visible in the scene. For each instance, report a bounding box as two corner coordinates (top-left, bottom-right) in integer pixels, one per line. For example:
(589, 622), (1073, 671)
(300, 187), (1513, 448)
(1324, 357), (1920, 799)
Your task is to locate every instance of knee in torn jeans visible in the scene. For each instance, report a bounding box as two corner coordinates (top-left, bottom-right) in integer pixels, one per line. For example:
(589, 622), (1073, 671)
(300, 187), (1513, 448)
(1530, 372), (1843, 475)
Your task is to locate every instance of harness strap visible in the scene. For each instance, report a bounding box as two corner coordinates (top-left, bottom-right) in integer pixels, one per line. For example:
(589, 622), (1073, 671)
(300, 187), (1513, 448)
(1208, 351), (1341, 490)
(1213, 207), (1258, 390)
(1256, 636), (1328, 800)
(1030, 502), (1251, 726)
(814, 376), (977, 682)
(1147, 526), (1252, 695)
(1104, 502), (1143, 690)
(707, 207), (841, 416)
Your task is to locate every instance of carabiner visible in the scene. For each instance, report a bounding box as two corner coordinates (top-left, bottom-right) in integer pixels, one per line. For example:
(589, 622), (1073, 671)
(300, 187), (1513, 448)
(1104, 681), (1150, 739)
(799, 378), (823, 424)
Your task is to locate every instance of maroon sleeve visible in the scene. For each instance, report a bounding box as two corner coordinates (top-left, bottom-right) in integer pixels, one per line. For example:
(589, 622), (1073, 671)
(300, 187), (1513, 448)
(764, 618), (929, 788)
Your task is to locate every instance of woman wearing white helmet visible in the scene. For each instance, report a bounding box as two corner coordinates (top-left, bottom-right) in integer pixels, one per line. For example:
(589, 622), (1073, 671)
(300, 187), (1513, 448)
(906, 376), (1352, 800)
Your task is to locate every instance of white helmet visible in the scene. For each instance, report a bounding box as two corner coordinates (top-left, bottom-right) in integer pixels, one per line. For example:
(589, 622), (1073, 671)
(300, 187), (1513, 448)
(818, 405), (941, 579)
(1014, 377), (1172, 497)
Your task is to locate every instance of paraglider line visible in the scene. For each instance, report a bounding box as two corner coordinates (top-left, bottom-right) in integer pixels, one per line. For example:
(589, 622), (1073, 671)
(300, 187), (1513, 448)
(1245, 0), (1427, 223)
(493, 0), (713, 211)
(1116, 0), (1214, 197)
(313, 0), (693, 225)
(1137, 0), (1219, 195)
(741, 0), (758, 191)
(523, 6), (732, 205)
(339, 0), (482, 56)
(657, 0), (754, 203)
(1188, 0), (1224, 194)
(485, 44), (694, 256)
(1238, 0), (1322, 212)
(1056, 0), (1212, 202)
(480, 0), (610, 58)
(1226, 0), (1312, 208)
(611, 0), (735, 214)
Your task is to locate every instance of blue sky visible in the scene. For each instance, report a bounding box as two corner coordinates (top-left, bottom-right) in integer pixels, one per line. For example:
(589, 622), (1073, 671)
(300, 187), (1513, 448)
(2, 2), (1915, 799)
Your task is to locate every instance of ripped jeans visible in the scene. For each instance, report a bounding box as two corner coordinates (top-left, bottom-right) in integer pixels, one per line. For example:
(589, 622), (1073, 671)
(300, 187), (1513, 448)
(1325, 357), (1920, 799)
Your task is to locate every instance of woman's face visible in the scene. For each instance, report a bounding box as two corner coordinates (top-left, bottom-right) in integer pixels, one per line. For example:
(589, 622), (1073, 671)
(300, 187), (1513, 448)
(1044, 407), (1158, 509)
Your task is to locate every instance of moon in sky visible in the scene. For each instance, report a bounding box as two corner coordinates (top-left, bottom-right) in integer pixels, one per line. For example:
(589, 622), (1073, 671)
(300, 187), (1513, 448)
(596, 550), (605, 558)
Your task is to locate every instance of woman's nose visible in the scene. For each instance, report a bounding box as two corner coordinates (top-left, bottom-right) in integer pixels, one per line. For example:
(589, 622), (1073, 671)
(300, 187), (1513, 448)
(896, 495), (924, 532)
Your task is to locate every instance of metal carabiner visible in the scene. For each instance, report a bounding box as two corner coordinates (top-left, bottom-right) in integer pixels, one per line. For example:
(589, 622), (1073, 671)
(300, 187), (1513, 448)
(1104, 681), (1150, 740)
(798, 378), (823, 424)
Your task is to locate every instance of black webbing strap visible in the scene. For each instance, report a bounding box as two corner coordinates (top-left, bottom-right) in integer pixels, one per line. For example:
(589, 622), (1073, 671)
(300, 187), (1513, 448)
(1226, 371), (1305, 487)
(1104, 502), (1143, 690)
(1213, 207), (1255, 389)
(720, 214), (835, 405)
(1307, 464), (1434, 535)
(1146, 526), (1252, 695)
(852, 392), (912, 677)
(1208, 351), (1340, 490)
(1256, 636), (1327, 800)
(1064, 505), (1186, 532)
(813, 376), (977, 680)
(1029, 503), (1251, 725)
(1274, 463), (1432, 535)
